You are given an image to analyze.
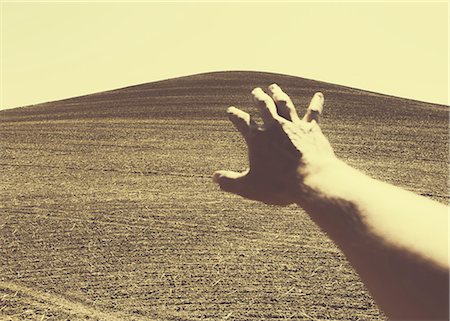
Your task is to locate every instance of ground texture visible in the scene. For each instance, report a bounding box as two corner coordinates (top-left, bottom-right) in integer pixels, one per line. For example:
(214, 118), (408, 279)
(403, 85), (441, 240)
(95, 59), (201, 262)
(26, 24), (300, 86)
(1, 71), (448, 320)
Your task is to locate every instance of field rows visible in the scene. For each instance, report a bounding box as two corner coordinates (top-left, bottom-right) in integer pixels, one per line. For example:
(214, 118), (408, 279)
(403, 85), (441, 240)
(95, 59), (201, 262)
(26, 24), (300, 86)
(1, 96), (447, 321)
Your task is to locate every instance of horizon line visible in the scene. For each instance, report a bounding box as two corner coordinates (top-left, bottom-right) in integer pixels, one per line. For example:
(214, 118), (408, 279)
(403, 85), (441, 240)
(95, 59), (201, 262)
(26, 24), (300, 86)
(1, 70), (448, 111)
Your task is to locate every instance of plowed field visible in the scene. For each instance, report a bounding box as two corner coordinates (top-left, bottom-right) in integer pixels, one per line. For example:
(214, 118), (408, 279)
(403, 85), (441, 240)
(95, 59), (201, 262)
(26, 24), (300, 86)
(1, 72), (447, 320)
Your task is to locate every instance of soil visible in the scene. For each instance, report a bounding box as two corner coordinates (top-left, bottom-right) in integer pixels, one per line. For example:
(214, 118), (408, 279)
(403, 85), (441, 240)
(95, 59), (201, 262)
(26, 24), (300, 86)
(1, 71), (447, 320)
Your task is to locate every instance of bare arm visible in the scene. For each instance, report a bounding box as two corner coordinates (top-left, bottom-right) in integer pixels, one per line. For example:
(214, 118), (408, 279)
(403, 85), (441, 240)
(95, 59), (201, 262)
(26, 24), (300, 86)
(213, 85), (449, 320)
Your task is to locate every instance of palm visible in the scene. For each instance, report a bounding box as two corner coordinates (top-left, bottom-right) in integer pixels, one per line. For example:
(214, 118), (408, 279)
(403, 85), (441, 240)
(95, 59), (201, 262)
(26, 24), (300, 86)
(213, 84), (332, 205)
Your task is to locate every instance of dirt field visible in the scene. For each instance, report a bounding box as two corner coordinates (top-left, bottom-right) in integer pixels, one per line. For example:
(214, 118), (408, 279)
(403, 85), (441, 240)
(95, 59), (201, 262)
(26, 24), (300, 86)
(1, 71), (448, 320)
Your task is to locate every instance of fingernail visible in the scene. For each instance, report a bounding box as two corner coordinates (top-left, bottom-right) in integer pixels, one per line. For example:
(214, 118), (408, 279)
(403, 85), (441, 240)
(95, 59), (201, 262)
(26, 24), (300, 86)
(251, 88), (267, 102)
(251, 87), (264, 96)
(212, 171), (222, 183)
(309, 92), (324, 113)
(314, 92), (324, 101)
(226, 106), (237, 114)
(269, 83), (281, 92)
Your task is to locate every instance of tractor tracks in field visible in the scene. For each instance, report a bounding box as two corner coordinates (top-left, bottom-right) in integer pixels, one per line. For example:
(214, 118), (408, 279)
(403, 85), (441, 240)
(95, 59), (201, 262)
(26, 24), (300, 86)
(1, 162), (448, 200)
(0, 162), (211, 179)
(3, 208), (341, 256)
(0, 280), (126, 321)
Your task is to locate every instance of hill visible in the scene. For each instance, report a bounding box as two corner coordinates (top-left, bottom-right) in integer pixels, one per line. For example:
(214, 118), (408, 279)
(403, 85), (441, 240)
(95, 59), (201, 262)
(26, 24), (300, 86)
(1, 71), (447, 122)
(1, 71), (447, 320)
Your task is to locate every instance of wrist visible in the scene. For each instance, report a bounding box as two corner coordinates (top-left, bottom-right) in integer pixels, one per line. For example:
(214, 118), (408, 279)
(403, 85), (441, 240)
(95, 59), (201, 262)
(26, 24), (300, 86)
(294, 158), (373, 245)
(297, 158), (365, 203)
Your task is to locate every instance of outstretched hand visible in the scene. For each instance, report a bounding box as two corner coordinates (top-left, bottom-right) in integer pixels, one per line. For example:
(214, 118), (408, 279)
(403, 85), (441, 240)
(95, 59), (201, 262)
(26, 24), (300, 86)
(213, 84), (336, 205)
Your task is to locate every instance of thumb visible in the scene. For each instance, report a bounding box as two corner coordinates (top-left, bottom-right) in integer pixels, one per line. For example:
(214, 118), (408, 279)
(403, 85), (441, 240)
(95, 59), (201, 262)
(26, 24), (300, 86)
(212, 169), (250, 195)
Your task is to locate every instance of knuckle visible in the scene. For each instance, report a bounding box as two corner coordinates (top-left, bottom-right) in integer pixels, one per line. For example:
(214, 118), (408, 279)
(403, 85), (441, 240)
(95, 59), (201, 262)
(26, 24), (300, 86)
(273, 92), (288, 104)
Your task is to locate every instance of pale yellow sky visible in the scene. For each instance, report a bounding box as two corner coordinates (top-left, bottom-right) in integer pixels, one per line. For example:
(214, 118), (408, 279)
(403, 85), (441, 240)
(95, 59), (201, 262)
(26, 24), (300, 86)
(1, 1), (448, 110)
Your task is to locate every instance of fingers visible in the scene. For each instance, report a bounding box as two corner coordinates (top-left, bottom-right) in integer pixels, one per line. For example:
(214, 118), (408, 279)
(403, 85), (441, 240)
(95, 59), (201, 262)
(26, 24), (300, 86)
(268, 84), (301, 122)
(302, 92), (324, 123)
(251, 87), (281, 126)
(230, 87), (324, 130)
(212, 169), (250, 196)
(227, 106), (252, 141)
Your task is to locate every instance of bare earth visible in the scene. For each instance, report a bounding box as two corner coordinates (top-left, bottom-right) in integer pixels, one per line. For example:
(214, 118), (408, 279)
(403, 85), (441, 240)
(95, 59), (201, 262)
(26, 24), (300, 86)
(1, 71), (448, 320)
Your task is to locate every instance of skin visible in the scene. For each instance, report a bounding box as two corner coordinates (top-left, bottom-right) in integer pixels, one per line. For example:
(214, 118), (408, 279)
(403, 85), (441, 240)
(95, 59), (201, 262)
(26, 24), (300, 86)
(212, 84), (449, 320)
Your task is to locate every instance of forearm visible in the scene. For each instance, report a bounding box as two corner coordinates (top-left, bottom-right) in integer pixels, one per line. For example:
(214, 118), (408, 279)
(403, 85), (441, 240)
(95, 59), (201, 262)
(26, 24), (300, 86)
(214, 84), (448, 319)
(297, 159), (449, 320)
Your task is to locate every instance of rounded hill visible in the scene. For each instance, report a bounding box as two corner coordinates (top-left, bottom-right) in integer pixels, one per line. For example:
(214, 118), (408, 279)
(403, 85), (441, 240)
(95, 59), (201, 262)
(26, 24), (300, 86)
(1, 71), (446, 122)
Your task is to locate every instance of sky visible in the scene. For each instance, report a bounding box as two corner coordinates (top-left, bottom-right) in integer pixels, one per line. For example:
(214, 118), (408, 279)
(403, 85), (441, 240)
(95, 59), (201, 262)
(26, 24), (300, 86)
(1, 1), (448, 110)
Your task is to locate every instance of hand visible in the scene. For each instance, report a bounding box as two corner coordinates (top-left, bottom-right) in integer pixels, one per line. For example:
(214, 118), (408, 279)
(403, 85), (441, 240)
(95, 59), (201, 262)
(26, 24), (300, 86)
(212, 84), (336, 205)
